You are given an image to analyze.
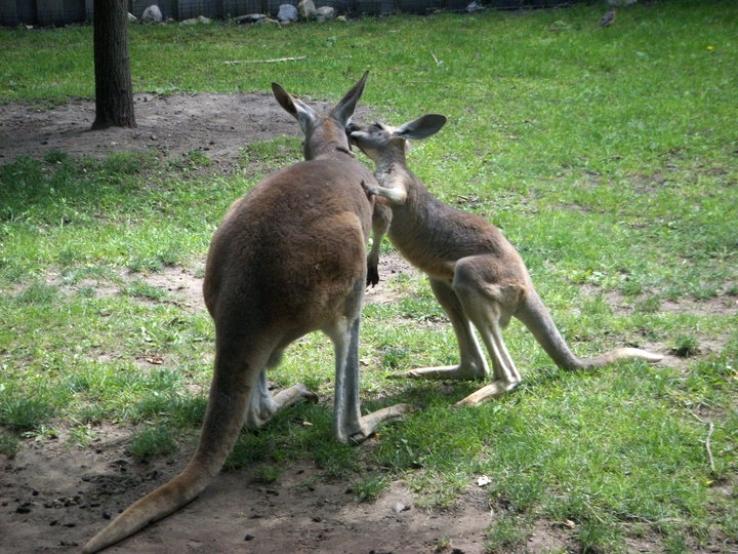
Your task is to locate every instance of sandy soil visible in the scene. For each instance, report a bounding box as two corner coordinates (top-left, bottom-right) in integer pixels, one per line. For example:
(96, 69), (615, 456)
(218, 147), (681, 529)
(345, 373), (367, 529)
(1, 430), (506, 554)
(0, 92), (369, 169)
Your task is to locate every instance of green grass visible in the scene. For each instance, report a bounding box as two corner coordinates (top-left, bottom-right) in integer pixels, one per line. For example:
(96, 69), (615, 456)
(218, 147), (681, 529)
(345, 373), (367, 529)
(128, 425), (178, 461)
(1, 3), (737, 551)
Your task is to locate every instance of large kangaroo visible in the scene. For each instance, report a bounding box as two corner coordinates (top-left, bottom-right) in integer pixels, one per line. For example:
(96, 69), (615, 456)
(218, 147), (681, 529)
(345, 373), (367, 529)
(349, 115), (662, 406)
(83, 75), (408, 553)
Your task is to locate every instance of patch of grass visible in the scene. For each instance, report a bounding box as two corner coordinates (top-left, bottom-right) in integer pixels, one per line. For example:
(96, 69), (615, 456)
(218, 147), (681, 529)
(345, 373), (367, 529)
(170, 395), (208, 427)
(0, 433), (20, 458)
(238, 136), (302, 171)
(170, 149), (213, 171)
(122, 280), (168, 301)
(68, 424), (96, 447)
(128, 426), (177, 461)
(0, 396), (55, 432)
(634, 296), (661, 314)
(485, 514), (529, 553)
(15, 282), (57, 304)
(352, 474), (388, 502)
(43, 150), (69, 164)
(252, 465), (281, 484)
(671, 335), (700, 358)
(576, 519), (623, 554)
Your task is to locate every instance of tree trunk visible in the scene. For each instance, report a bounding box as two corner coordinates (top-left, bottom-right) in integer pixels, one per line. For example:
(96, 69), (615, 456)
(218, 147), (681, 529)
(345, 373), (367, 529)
(92, 0), (136, 130)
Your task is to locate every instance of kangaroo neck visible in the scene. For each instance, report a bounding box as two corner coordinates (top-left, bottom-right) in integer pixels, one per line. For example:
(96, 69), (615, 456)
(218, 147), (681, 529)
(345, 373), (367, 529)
(311, 143), (356, 161)
(375, 160), (439, 241)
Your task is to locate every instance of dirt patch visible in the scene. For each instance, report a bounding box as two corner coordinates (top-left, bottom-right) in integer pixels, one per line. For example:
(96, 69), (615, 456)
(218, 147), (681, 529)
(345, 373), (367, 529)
(26, 253), (416, 311)
(0, 92), (370, 168)
(579, 284), (738, 319)
(524, 519), (574, 553)
(659, 295), (738, 317)
(365, 251), (421, 306)
(139, 265), (206, 311)
(0, 428), (494, 553)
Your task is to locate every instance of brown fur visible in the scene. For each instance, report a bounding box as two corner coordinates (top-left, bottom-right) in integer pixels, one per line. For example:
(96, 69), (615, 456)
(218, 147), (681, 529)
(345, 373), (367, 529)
(352, 116), (662, 405)
(83, 75), (409, 553)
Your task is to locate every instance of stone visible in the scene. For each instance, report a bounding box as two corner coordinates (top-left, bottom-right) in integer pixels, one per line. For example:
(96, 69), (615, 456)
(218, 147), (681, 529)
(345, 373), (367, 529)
(277, 4), (298, 23)
(336, 15), (348, 22)
(466, 1), (483, 12)
(127, 12), (138, 23)
(315, 6), (335, 22)
(234, 13), (267, 24)
(181, 15), (211, 25)
(141, 5), (163, 23)
(298, 0), (317, 20)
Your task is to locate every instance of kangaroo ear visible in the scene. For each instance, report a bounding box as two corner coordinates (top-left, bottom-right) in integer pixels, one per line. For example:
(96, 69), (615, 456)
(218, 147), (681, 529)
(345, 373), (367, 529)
(395, 114), (447, 140)
(272, 83), (317, 133)
(331, 71), (369, 125)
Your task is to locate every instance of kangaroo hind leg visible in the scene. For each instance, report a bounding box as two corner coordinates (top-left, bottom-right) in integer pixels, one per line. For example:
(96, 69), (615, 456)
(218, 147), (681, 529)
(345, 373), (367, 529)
(400, 277), (490, 381)
(452, 268), (522, 406)
(327, 279), (410, 444)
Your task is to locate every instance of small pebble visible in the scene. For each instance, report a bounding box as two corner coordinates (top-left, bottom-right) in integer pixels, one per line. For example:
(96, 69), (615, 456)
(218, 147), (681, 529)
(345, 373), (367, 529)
(244, 533), (255, 541)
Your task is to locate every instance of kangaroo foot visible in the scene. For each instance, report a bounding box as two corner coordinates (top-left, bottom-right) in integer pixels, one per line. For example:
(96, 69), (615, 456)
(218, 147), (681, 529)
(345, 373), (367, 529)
(341, 403), (412, 445)
(245, 383), (318, 429)
(390, 364), (487, 381)
(455, 380), (519, 407)
(274, 383), (319, 406)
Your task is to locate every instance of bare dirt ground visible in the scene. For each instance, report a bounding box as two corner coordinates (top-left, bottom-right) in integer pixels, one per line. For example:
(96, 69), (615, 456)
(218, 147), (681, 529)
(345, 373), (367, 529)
(1, 430), (501, 554)
(0, 92), (369, 169)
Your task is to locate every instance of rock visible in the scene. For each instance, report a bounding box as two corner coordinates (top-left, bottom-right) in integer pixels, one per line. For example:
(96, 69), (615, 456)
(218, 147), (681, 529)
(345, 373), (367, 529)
(277, 4), (298, 23)
(466, 1), (483, 12)
(315, 6), (335, 21)
(181, 15), (211, 25)
(257, 18), (281, 26)
(336, 15), (348, 22)
(393, 501), (410, 513)
(234, 13), (267, 24)
(127, 12), (138, 23)
(141, 5), (163, 23)
(298, 0), (317, 20)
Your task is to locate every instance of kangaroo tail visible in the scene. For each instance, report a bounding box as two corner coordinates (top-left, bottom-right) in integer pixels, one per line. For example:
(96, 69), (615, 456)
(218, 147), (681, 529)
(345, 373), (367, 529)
(516, 289), (663, 370)
(83, 351), (261, 553)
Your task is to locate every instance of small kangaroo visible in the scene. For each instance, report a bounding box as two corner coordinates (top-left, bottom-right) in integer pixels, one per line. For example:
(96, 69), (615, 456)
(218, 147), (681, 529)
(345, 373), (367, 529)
(349, 115), (663, 406)
(83, 75), (408, 553)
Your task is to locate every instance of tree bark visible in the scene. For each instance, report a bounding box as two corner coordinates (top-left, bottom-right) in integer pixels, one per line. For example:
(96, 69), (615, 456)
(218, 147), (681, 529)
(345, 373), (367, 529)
(92, 0), (136, 130)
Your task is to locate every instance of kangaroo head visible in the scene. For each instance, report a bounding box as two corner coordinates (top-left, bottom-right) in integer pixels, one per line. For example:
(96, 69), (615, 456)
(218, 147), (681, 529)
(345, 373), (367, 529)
(272, 72), (368, 160)
(348, 114), (447, 164)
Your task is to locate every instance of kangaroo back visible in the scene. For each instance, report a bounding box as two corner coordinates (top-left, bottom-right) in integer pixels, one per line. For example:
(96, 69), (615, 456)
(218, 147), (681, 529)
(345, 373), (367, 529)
(84, 74), (381, 553)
